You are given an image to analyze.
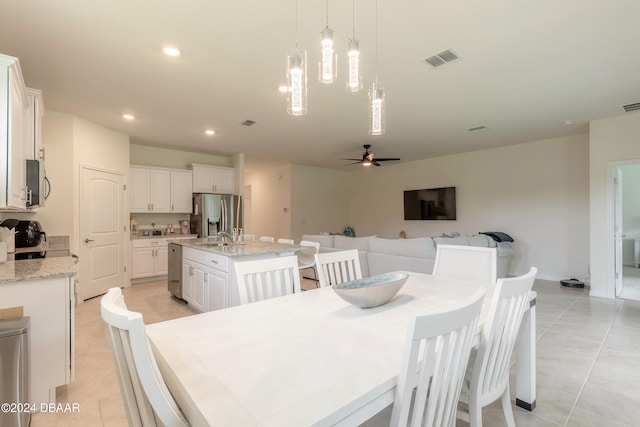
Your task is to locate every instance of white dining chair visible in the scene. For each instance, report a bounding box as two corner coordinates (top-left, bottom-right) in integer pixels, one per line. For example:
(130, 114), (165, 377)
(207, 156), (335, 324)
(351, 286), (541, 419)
(298, 240), (320, 286)
(457, 267), (538, 427)
(364, 288), (485, 427)
(433, 244), (497, 284)
(243, 234), (255, 241)
(259, 236), (275, 243)
(100, 287), (189, 427)
(314, 249), (362, 288)
(277, 238), (294, 244)
(234, 255), (301, 304)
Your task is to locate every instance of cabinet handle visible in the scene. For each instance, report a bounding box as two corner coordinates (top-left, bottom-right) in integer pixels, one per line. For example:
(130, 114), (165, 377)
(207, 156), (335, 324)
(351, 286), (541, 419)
(172, 204), (174, 211)
(39, 147), (45, 161)
(204, 273), (208, 283)
(189, 266), (194, 276)
(211, 259), (218, 264)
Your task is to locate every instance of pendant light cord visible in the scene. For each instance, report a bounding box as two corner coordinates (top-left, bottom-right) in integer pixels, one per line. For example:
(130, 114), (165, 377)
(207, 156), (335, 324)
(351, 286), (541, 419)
(375, 0), (379, 84)
(326, 0), (329, 27)
(352, 0), (356, 40)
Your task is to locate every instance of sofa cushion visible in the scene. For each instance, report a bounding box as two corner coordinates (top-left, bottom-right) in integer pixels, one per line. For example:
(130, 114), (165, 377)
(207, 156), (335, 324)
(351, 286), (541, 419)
(367, 252), (435, 276)
(369, 237), (436, 259)
(466, 235), (496, 248)
(333, 235), (373, 252)
(301, 234), (334, 248)
(433, 236), (469, 247)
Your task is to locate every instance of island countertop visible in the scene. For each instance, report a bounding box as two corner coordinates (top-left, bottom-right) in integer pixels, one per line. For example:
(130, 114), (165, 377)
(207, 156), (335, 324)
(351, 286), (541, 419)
(0, 257), (78, 284)
(171, 238), (302, 258)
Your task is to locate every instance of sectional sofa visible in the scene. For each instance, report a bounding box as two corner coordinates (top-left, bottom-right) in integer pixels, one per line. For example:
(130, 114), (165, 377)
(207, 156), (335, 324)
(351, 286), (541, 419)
(301, 234), (514, 278)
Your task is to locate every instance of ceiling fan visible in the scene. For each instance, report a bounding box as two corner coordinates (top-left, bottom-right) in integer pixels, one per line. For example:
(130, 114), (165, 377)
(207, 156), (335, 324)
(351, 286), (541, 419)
(341, 144), (400, 167)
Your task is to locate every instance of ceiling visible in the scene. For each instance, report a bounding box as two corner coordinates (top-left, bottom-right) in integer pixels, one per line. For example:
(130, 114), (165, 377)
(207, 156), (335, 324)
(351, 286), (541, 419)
(1, 1), (640, 173)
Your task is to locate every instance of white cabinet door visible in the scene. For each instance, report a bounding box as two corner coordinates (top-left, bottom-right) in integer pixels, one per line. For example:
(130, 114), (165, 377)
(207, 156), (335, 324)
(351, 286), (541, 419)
(206, 266), (228, 311)
(192, 164), (215, 193)
(8, 64), (27, 208)
(171, 170), (192, 212)
(192, 263), (208, 312)
(191, 164), (236, 194)
(131, 247), (155, 278)
(213, 167), (235, 194)
(130, 167), (151, 212)
(149, 169), (171, 212)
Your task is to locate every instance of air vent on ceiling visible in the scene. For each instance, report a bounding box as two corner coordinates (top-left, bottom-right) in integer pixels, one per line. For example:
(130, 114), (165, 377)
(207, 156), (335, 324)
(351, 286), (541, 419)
(467, 125), (489, 133)
(241, 119), (257, 126)
(424, 49), (459, 68)
(622, 102), (640, 113)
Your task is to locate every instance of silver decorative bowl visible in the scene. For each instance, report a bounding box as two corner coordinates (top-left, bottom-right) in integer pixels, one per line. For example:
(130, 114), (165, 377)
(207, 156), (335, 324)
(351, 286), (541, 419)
(332, 272), (409, 308)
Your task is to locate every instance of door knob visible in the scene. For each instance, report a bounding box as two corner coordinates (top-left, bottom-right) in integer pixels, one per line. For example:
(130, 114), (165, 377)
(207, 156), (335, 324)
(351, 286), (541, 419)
(84, 238), (94, 243)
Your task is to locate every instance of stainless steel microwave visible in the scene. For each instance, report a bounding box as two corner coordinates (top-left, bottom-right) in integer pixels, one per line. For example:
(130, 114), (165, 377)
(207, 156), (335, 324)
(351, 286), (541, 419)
(26, 159), (48, 208)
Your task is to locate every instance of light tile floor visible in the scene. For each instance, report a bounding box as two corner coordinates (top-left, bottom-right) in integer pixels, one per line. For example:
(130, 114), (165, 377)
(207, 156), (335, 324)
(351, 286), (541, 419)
(30, 278), (640, 426)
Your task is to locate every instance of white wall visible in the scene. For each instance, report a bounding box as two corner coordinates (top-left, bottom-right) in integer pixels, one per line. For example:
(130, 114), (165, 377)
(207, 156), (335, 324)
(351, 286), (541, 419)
(590, 111), (640, 298)
(346, 134), (590, 281)
(290, 164), (349, 242)
(244, 164), (292, 240)
(130, 144), (231, 169)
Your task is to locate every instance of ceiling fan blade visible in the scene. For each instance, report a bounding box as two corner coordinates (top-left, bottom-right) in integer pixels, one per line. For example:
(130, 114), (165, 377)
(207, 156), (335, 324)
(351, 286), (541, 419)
(374, 157), (401, 162)
(374, 161), (381, 166)
(344, 161), (362, 166)
(339, 158), (365, 161)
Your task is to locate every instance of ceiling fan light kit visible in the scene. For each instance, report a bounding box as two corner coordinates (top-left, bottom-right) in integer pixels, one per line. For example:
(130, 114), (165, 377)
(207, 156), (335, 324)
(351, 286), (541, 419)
(341, 144), (399, 167)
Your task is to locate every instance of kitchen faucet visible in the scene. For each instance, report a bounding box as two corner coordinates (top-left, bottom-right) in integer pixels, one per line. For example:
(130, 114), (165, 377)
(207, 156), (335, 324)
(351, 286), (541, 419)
(218, 231), (234, 243)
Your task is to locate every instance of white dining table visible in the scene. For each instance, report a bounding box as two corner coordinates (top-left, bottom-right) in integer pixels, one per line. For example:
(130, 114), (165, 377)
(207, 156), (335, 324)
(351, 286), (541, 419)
(146, 272), (537, 426)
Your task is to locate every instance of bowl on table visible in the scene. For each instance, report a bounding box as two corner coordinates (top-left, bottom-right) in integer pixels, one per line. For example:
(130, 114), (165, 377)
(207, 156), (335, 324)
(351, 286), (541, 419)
(332, 272), (409, 308)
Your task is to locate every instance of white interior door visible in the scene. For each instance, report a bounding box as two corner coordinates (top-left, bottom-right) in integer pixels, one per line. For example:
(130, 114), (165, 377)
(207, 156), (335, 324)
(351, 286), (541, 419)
(80, 167), (125, 300)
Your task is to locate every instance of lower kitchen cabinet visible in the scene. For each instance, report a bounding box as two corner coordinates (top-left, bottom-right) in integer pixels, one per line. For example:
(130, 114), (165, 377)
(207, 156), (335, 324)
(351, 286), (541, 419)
(182, 246), (229, 313)
(131, 236), (195, 282)
(0, 275), (74, 406)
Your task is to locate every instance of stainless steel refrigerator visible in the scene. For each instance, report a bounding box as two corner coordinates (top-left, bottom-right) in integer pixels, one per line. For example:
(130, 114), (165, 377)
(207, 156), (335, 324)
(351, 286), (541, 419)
(190, 193), (243, 238)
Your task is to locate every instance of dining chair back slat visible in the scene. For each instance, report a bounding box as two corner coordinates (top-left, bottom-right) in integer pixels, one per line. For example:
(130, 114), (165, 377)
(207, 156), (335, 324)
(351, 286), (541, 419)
(277, 238), (294, 245)
(314, 249), (362, 288)
(235, 256), (301, 304)
(433, 245), (497, 284)
(459, 267), (537, 427)
(101, 288), (189, 427)
(391, 289), (486, 427)
(259, 236), (275, 243)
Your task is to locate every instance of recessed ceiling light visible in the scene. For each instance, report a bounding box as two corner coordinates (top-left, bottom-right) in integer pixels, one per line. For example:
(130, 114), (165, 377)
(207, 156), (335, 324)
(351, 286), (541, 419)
(205, 129), (215, 136)
(163, 46), (181, 57)
(122, 114), (135, 120)
(564, 119), (574, 125)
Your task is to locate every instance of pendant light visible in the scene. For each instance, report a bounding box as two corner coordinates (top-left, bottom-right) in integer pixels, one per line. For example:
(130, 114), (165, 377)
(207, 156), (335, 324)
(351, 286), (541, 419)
(287, 0), (307, 115)
(319, 0), (337, 84)
(347, 0), (362, 92)
(369, 0), (385, 135)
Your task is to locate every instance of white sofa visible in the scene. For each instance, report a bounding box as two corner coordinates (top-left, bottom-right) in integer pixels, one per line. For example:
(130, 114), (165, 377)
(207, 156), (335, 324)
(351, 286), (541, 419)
(301, 234), (514, 278)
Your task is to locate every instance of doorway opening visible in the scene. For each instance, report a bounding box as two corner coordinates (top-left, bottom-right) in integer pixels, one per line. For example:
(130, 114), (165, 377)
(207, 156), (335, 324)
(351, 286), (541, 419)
(613, 161), (640, 301)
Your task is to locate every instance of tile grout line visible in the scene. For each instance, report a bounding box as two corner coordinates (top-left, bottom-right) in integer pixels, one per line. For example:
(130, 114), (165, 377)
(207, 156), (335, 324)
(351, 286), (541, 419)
(561, 293), (618, 426)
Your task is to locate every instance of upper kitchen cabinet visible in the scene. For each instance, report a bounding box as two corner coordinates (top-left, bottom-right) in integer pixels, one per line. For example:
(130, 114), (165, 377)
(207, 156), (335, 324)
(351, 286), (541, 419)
(130, 166), (192, 213)
(0, 53), (29, 209)
(25, 88), (44, 161)
(169, 169), (192, 213)
(191, 164), (235, 194)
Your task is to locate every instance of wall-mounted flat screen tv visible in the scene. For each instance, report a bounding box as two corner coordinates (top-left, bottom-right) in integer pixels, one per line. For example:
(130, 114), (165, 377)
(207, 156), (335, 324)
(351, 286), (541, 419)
(404, 187), (456, 220)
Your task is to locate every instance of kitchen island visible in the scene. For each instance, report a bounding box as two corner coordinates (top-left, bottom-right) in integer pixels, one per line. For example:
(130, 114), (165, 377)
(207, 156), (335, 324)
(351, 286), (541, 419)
(170, 239), (301, 312)
(0, 256), (77, 406)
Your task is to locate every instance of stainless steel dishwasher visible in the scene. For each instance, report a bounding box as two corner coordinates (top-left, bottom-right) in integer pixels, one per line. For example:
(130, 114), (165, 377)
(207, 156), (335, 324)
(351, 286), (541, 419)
(168, 243), (183, 299)
(0, 317), (30, 427)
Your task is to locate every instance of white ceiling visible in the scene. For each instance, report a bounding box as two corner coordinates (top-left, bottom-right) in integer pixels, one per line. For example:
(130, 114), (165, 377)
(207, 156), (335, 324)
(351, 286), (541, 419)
(2, 1), (640, 173)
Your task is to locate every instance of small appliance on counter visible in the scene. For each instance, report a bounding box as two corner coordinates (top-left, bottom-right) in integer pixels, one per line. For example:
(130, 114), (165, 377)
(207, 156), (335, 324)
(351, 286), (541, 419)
(14, 220), (46, 248)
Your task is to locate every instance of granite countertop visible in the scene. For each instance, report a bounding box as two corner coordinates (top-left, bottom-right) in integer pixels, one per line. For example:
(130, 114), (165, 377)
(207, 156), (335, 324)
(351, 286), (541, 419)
(131, 234), (198, 240)
(175, 238), (302, 258)
(0, 257), (78, 284)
